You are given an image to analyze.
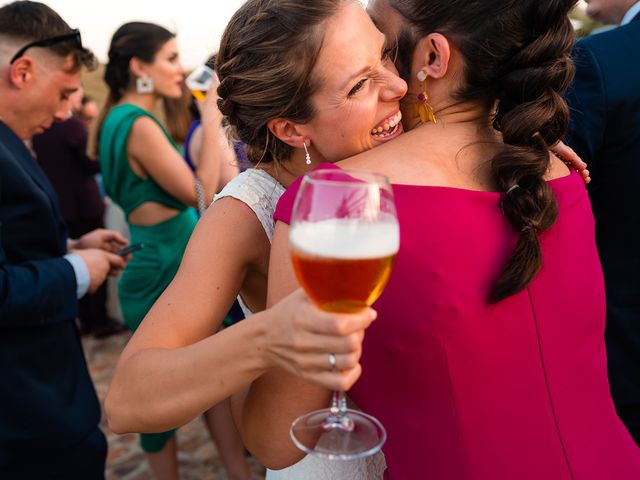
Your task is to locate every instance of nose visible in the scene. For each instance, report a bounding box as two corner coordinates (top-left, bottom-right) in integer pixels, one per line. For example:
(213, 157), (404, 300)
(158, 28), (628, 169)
(53, 99), (71, 122)
(380, 66), (408, 103)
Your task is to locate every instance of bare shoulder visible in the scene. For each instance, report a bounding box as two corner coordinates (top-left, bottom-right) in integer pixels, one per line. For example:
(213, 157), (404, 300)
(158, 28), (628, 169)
(336, 131), (442, 185)
(338, 140), (396, 172)
(545, 152), (571, 181)
(129, 115), (163, 139)
(127, 116), (172, 155)
(198, 196), (270, 262)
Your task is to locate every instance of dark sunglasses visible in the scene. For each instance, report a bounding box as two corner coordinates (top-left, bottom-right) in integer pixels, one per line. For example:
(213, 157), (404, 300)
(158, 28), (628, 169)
(9, 28), (82, 64)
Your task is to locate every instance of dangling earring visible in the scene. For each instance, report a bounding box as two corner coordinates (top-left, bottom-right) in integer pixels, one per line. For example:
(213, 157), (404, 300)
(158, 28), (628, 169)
(136, 75), (154, 94)
(415, 70), (436, 124)
(303, 142), (312, 165)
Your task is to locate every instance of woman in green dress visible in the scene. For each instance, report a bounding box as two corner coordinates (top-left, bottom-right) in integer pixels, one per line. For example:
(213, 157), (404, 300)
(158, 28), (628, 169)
(94, 22), (249, 480)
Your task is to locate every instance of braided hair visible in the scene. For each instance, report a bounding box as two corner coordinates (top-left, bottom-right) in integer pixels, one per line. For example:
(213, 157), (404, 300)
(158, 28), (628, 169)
(389, 0), (577, 302)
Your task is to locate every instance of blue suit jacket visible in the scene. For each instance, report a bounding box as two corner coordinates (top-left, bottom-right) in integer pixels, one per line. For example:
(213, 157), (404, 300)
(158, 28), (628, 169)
(566, 15), (640, 410)
(0, 121), (100, 465)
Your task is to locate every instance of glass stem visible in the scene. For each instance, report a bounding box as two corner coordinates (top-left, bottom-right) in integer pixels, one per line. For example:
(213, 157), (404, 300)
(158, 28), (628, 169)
(330, 390), (348, 416)
(325, 390), (354, 432)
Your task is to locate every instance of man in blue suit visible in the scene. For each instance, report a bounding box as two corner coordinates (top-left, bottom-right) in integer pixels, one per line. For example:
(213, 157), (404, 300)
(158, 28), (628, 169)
(566, 0), (640, 445)
(0, 2), (128, 477)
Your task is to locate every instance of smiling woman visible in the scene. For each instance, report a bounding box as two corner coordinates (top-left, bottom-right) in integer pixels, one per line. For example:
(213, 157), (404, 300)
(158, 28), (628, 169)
(259, 0), (640, 478)
(215, 0), (406, 168)
(104, 0), (403, 479)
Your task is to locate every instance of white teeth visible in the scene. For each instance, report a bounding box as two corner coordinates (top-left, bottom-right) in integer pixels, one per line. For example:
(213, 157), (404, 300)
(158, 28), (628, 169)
(371, 112), (403, 136)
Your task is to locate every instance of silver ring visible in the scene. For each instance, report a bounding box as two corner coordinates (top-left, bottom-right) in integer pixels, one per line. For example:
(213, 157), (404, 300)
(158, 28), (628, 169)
(328, 352), (337, 371)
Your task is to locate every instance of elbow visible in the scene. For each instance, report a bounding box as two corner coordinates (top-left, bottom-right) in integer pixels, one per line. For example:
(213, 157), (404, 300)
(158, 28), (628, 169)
(262, 457), (306, 472)
(105, 380), (177, 435)
(105, 381), (149, 435)
(240, 430), (306, 471)
(233, 386), (307, 470)
(104, 389), (130, 435)
(249, 446), (306, 471)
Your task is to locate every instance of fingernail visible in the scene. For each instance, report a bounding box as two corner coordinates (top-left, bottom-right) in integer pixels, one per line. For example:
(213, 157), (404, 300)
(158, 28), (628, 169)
(370, 310), (378, 321)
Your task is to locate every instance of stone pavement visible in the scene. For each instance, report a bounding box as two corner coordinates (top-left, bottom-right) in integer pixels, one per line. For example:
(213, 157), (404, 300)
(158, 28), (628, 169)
(82, 332), (266, 480)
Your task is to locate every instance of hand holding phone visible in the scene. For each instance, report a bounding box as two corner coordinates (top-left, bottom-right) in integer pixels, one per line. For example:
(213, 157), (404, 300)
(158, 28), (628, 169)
(116, 243), (144, 257)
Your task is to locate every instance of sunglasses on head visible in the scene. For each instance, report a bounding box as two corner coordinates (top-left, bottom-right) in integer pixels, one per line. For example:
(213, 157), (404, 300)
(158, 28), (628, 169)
(10, 28), (82, 64)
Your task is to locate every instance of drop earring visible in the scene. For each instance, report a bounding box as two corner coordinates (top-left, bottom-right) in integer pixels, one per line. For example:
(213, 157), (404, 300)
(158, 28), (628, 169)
(136, 75), (154, 94)
(415, 70), (436, 124)
(303, 142), (312, 165)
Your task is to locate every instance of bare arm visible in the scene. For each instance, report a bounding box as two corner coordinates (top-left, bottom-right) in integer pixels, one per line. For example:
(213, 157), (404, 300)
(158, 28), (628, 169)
(190, 83), (239, 199)
(217, 130), (240, 188)
(106, 197), (266, 432)
(188, 124), (239, 196)
(106, 203), (372, 435)
(235, 221), (362, 469)
(127, 116), (219, 207)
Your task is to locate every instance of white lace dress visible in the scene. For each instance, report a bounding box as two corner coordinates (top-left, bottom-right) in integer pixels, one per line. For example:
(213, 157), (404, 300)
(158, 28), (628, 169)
(214, 168), (285, 317)
(214, 168), (387, 480)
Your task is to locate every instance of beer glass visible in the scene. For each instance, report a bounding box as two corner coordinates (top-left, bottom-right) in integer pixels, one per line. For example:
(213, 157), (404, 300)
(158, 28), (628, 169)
(289, 168), (399, 460)
(185, 64), (215, 101)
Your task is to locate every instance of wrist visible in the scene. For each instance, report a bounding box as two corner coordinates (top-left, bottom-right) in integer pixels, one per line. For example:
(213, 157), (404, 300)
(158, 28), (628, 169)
(201, 119), (222, 136)
(243, 311), (277, 373)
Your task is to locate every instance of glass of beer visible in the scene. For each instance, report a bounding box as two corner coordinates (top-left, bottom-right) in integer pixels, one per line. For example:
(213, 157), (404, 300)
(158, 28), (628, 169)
(289, 168), (399, 460)
(185, 64), (215, 101)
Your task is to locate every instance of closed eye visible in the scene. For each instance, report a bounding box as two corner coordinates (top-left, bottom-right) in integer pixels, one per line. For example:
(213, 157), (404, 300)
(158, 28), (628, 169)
(382, 39), (398, 64)
(348, 78), (368, 97)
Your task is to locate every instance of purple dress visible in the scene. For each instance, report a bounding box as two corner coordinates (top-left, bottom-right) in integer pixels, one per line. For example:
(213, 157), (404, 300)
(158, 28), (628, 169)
(274, 163), (640, 479)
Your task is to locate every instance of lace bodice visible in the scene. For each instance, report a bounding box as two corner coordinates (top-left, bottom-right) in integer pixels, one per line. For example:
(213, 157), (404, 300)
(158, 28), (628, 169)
(214, 168), (285, 243)
(214, 168), (285, 318)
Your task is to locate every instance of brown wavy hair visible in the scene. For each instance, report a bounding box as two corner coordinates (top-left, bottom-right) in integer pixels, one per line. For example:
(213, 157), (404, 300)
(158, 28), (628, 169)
(389, 0), (577, 302)
(215, 0), (349, 165)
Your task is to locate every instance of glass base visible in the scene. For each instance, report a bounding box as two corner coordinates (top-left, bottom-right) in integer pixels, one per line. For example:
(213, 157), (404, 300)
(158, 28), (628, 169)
(290, 408), (386, 461)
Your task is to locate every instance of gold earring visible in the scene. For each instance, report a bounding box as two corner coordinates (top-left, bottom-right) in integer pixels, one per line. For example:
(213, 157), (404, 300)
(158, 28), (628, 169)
(415, 71), (436, 124)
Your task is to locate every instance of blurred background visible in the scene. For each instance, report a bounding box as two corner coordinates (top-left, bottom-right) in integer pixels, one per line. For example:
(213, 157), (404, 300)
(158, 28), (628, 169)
(57, 0), (599, 108)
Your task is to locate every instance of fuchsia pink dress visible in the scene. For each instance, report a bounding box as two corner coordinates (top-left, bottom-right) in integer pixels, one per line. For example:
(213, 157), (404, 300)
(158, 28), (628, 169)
(274, 163), (640, 479)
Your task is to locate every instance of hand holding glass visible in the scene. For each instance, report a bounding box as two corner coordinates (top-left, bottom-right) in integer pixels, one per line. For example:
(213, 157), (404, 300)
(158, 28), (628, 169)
(186, 64), (215, 101)
(289, 168), (399, 460)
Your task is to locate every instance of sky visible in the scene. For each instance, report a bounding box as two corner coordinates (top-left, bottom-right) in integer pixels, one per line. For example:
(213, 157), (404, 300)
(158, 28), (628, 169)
(15, 0), (254, 68)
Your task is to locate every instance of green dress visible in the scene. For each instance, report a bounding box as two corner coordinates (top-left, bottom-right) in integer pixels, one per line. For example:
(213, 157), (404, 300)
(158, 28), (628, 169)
(99, 103), (198, 453)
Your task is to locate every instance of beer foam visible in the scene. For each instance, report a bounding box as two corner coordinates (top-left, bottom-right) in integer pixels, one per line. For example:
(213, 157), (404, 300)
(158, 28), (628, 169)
(290, 218), (399, 259)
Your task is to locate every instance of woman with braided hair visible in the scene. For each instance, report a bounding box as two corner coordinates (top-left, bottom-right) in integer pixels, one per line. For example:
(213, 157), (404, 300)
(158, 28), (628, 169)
(108, 0), (597, 478)
(247, 0), (640, 477)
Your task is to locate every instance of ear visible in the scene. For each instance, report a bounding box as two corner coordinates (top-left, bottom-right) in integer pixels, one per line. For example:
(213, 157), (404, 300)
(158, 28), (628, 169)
(8, 56), (35, 88)
(129, 57), (147, 78)
(415, 33), (451, 80)
(267, 117), (308, 149)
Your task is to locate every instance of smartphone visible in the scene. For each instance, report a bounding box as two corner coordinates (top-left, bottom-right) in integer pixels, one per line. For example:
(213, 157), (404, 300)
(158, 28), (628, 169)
(116, 243), (144, 257)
